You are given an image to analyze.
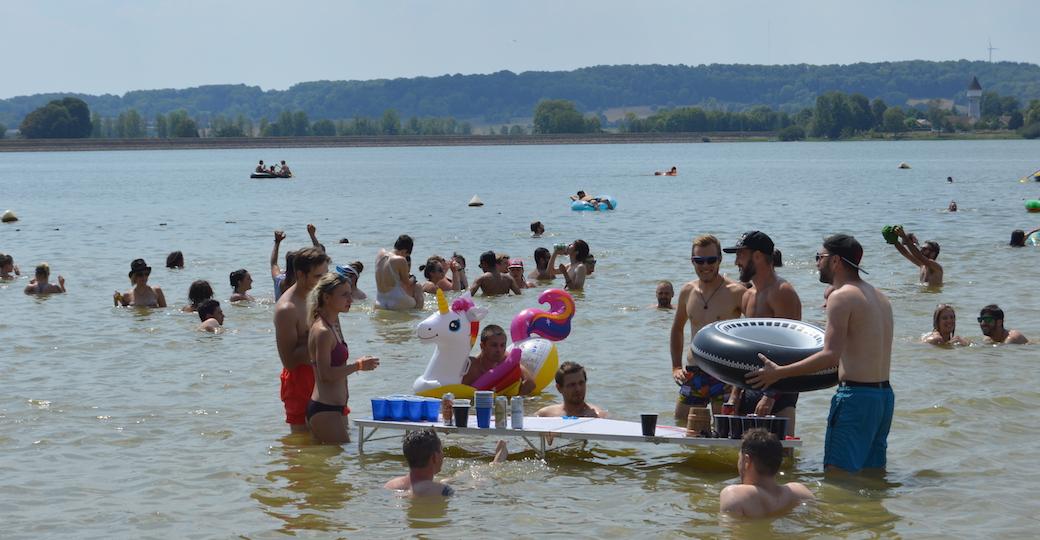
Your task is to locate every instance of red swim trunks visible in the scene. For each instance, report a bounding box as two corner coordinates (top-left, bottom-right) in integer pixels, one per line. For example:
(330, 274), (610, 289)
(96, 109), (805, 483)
(280, 363), (315, 425)
(280, 363), (351, 424)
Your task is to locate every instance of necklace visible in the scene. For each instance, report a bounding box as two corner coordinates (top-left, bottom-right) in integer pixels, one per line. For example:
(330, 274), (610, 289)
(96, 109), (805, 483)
(701, 279), (725, 309)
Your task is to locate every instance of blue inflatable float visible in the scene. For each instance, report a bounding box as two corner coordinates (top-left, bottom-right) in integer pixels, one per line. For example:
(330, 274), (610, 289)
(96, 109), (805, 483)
(571, 195), (618, 211)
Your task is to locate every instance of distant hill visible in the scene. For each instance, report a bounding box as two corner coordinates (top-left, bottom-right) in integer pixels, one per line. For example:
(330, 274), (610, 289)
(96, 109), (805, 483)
(2, 60), (1038, 127)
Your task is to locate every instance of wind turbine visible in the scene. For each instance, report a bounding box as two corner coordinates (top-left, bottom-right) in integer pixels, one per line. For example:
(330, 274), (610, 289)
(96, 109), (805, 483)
(988, 38), (998, 63)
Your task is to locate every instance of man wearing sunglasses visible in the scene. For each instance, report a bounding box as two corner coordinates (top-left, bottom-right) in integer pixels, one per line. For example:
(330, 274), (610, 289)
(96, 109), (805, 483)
(669, 234), (745, 419)
(977, 305), (1029, 344)
(748, 234), (894, 474)
(891, 226), (943, 287)
(723, 231), (802, 436)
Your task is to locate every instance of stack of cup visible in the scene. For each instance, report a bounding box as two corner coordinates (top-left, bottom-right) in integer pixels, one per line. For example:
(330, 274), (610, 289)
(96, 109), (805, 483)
(474, 391), (494, 428)
(686, 407), (711, 437)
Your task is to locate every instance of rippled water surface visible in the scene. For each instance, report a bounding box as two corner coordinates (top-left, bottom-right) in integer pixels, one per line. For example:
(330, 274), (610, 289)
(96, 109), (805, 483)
(2, 140), (1039, 538)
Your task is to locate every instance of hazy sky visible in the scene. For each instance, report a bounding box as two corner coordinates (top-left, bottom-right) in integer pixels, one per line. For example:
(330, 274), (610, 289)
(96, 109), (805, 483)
(3, 0), (1037, 98)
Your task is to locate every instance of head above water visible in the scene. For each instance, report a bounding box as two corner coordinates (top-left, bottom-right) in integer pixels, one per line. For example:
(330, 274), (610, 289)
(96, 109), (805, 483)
(128, 259), (152, 282)
(739, 428), (783, 478)
(533, 247), (550, 269)
(571, 239), (590, 263)
(229, 268), (249, 290)
(1010, 229), (1026, 247)
(394, 234), (414, 255)
(166, 251), (184, 269)
(198, 299), (222, 323)
(530, 221), (544, 235)
(933, 303), (956, 334)
(188, 280), (214, 307)
(921, 241), (940, 260)
(34, 262), (50, 278)
(403, 429), (443, 469)
(479, 250), (496, 271)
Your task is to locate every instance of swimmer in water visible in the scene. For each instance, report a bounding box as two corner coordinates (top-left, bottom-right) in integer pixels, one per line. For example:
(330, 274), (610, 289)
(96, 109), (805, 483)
(114, 259), (167, 308)
(0, 253), (21, 280)
(507, 258), (534, 289)
(557, 240), (590, 291)
(182, 280), (214, 313)
(197, 299), (224, 333)
(529, 247), (554, 281)
(469, 251), (521, 296)
(923, 304), (970, 346)
(229, 269), (254, 303)
(719, 429), (813, 518)
(166, 251), (184, 269)
(385, 430), (509, 497)
(530, 221), (545, 238)
(24, 263), (65, 295)
(653, 281), (674, 309)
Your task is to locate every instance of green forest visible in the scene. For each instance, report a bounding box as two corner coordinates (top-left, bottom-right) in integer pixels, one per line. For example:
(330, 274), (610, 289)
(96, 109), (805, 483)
(2, 60), (1039, 129)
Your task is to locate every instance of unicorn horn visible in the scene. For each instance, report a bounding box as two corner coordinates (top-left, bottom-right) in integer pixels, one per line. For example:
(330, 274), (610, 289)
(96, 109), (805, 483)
(436, 288), (449, 314)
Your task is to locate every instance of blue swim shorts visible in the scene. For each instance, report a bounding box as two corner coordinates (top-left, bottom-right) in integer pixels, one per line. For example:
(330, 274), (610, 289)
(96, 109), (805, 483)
(824, 384), (895, 473)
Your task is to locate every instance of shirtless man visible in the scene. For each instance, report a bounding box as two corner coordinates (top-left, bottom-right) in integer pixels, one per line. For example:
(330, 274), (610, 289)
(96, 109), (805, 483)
(723, 231), (801, 435)
(24, 263), (65, 295)
(719, 428), (813, 518)
(114, 259), (166, 307)
(374, 234), (424, 310)
(197, 299), (224, 333)
(279, 160), (292, 177)
(670, 234), (745, 419)
(255, 160), (265, 173)
(654, 281), (674, 309)
(470, 251), (521, 296)
(385, 430), (508, 497)
(978, 304), (1029, 344)
(462, 325), (534, 395)
(749, 234), (895, 474)
(892, 226), (943, 286)
(536, 362), (606, 418)
(273, 247), (330, 432)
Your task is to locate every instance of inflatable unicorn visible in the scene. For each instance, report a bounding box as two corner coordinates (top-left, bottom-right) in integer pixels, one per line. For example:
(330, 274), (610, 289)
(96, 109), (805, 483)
(412, 288), (575, 399)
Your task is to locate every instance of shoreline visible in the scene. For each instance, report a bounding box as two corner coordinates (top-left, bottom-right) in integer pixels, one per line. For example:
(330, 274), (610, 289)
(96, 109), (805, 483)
(0, 130), (1021, 153)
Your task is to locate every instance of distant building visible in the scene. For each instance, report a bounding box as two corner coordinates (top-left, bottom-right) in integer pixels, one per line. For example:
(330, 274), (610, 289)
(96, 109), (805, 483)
(967, 76), (982, 121)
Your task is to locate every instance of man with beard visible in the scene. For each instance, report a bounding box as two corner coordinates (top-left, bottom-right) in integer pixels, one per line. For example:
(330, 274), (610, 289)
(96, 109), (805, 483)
(723, 231), (802, 436)
(748, 234), (894, 474)
(891, 226), (943, 287)
(536, 362), (606, 418)
(977, 304), (1029, 344)
(669, 235), (745, 419)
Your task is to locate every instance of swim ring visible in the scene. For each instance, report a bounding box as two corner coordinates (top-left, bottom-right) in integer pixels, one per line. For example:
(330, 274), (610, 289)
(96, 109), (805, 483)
(1027, 231), (1040, 246)
(571, 195), (618, 211)
(691, 318), (836, 393)
(1026, 200), (1040, 213)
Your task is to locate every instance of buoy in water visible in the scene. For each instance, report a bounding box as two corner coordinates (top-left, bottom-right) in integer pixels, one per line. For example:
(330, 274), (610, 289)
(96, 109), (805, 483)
(468, 195), (484, 207)
(1026, 200), (1040, 213)
(898, 162), (911, 169)
(1, 210), (17, 223)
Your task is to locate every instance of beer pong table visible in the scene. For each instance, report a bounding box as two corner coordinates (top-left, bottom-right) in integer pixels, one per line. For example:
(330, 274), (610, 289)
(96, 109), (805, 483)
(355, 417), (800, 459)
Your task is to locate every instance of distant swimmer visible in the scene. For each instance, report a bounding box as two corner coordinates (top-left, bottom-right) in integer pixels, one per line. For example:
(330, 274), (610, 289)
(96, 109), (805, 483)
(654, 166), (678, 176)
(1010, 230), (1026, 247)
(306, 272), (379, 444)
(569, 190), (614, 210)
(166, 251), (184, 269)
(197, 299), (224, 333)
(923, 304), (970, 346)
(114, 259), (167, 308)
(530, 220), (545, 238)
(890, 226), (943, 286)
(719, 429), (813, 518)
(947, 176), (954, 183)
(978, 304), (1029, 344)
(535, 362), (606, 418)
(653, 280), (674, 309)
(24, 263), (65, 295)
(0, 252), (21, 280)
(374, 234), (424, 310)
(182, 280), (214, 313)
(948, 201), (958, 212)
(229, 269), (254, 302)
(469, 251), (521, 296)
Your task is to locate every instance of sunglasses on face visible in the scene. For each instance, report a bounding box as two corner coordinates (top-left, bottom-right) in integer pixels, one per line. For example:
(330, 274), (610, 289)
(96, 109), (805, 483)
(977, 316), (996, 323)
(815, 253), (832, 262)
(691, 256), (720, 265)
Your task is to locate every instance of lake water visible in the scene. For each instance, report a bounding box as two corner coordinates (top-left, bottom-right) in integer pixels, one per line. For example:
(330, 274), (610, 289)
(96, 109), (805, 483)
(2, 140), (1039, 538)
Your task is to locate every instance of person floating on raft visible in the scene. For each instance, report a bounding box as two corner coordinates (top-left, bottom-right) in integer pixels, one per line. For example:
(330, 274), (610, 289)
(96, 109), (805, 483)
(654, 166), (678, 176)
(412, 288), (575, 399)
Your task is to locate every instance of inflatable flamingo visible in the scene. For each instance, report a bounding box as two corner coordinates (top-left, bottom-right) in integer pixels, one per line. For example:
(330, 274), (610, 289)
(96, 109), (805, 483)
(412, 288), (575, 399)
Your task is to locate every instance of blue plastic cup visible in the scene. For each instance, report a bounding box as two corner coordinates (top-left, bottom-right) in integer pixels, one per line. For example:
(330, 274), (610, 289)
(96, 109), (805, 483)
(388, 396), (406, 420)
(423, 398), (440, 422)
(406, 398), (424, 422)
(476, 406), (492, 428)
(371, 397), (388, 421)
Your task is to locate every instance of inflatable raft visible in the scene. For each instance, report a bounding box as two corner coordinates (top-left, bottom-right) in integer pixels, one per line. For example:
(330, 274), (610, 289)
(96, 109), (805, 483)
(571, 195), (618, 211)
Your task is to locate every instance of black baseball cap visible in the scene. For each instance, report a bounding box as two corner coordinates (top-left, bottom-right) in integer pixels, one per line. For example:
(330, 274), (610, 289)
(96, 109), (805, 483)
(723, 231), (774, 255)
(823, 234), (869, 274)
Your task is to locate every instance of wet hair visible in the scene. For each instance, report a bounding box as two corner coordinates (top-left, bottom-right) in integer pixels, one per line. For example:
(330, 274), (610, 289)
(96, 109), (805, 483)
(188, 280), (214, 308)
(403, 429), (442, 468)
(923, 241), (940, 257)
(980, 304), (1004, 322)
(293, 247), (330, 277)
(166, 251), (184, 269)
(692, 234), (722, 257)
(420, 257), (445, 280)
(480, 324), (505, 344)
(932, 303), (955, 332)
(479, 250), (496, 270)
(307, 272), (351, 325)
(197, 299), (220, 321)
(34, 262), (50, 277)
(741, 428), (783, 476)
(554, 361), (586, 386)
(530, 221), (543, 233)
(533, 247), (550, 268)
(394, 234), (414, 253)
(1010, 230), (1026, 247)
(572, 239), (590, 263)
(229, 269), (248, 289)
(823, 234), (864, 275)
(772, 249), (783, 268)
(349, 260), (364, 275)
(576, 190), (586, 197)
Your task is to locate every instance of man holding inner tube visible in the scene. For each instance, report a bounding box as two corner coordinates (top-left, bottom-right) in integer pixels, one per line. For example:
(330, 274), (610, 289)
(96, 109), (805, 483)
(670, 234), (745, 419)
(725, 231), (802, 436)
(748, 234), (894, 474)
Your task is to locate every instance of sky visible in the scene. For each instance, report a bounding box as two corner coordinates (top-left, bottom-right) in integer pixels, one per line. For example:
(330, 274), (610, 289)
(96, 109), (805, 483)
(3, 0), (1038, 99)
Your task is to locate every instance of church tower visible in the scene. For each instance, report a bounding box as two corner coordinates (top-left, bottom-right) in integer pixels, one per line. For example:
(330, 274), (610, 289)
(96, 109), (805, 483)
(967, 76), (982, 121)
